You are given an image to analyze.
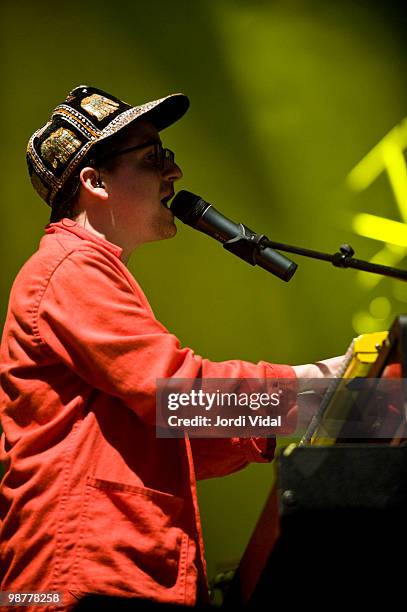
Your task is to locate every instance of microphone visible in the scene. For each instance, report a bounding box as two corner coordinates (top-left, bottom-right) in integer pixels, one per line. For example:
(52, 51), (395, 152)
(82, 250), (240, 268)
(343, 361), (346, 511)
(170, 190), (297, 282)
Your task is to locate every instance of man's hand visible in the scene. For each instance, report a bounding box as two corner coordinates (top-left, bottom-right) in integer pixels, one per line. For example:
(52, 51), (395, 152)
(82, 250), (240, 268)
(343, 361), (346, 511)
(293, 355), (346, 379)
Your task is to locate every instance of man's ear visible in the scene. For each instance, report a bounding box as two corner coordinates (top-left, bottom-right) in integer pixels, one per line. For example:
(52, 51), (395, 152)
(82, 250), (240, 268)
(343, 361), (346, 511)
(79, 167), (109, 201)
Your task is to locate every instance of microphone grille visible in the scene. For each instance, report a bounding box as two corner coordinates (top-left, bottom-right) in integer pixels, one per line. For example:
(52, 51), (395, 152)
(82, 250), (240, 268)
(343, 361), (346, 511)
(170, 190), (209, 225)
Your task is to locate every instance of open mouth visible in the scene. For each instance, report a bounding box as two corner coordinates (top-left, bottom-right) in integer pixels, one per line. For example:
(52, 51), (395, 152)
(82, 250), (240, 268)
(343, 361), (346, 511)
(160, 193), (174, 208)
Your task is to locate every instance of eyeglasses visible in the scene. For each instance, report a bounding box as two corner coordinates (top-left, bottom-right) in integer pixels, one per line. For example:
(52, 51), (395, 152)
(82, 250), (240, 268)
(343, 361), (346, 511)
(99, 139), (175, 170)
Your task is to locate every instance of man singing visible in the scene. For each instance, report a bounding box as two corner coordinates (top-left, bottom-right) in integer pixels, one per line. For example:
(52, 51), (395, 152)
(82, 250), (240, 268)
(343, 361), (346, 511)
(0, 86), (342, 610)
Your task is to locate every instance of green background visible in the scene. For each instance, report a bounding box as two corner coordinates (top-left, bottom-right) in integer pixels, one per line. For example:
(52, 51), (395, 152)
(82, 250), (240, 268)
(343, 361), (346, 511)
(2, 0), (407, 587)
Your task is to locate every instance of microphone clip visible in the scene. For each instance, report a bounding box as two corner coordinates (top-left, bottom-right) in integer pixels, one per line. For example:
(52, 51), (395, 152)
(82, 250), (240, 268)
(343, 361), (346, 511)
(223, 224), (268, 266)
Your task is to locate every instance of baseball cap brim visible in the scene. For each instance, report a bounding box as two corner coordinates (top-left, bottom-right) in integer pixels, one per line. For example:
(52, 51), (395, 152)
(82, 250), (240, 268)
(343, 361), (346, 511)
(140, 93), (190, 131)
(90, 93), (190, 149)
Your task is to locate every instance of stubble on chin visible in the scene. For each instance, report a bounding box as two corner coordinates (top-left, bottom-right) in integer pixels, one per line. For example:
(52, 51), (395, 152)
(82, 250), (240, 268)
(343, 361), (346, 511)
(153, 215), (177, 241)
(163, 221), (177, 240)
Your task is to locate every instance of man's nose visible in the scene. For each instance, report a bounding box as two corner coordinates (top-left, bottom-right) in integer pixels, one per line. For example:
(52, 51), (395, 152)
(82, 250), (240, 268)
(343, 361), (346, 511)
(163, 162), (183, 182)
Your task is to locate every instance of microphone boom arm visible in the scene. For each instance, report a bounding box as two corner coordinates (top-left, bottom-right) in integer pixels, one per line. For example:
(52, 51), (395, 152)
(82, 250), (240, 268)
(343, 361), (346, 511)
(260, 239), (407, 282)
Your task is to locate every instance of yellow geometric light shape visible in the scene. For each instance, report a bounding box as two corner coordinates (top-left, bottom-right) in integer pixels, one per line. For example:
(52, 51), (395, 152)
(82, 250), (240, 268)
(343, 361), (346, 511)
(381, 140), (407, 223)
(347, 119), (407, 209)
(352, 213), (407, 248)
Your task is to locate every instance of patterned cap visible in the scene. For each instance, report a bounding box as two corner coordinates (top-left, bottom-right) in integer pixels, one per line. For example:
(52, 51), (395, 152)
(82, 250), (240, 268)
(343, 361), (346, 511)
(26, 85), (190, 207)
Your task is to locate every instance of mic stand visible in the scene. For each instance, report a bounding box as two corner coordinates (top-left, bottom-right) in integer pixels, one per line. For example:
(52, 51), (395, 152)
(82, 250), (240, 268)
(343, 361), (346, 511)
(258, 240), (407, 282)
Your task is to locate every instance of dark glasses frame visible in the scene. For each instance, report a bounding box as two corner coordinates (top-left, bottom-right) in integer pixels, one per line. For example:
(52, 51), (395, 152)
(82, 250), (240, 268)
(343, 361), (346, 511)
(97, 139), (175, 170)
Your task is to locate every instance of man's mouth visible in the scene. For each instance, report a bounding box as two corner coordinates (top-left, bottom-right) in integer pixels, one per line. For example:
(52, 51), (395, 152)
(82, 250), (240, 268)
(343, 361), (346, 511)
(160, 192), (174, 208)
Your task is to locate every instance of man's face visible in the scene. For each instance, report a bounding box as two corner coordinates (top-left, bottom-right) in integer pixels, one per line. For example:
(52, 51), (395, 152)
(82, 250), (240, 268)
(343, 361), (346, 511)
(101, 119), (182, 248)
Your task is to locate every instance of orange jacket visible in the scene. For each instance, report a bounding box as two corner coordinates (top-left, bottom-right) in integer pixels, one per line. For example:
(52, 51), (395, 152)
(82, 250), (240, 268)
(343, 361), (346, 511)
(0, 221), (295, 610)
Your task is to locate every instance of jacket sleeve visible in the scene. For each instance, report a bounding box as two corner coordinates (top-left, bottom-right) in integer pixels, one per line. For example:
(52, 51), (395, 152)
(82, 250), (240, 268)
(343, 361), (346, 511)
(36, 247), (296, 475)
(188, 436), (276, 481)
